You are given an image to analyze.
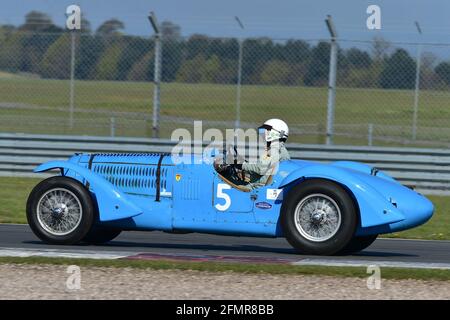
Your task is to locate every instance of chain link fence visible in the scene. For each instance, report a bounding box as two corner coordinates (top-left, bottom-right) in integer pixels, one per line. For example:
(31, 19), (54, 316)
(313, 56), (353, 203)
(0, 29), (449, 147)
(334, 39), (450, 147)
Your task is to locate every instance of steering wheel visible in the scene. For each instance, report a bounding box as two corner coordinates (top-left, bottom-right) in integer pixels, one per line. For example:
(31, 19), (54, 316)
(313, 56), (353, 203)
(216, 143), (245, 182)
(228, 144), (245, 181)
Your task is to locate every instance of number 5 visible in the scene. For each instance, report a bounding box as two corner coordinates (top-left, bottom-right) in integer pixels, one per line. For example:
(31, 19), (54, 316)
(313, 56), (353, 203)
(215, 183), (231, 211)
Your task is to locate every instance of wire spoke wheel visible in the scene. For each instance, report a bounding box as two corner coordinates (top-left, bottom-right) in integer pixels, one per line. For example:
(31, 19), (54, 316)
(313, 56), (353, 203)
(282, 179), (357, 255)
(27, 176), (95, 245)
(294, 193), (342, 242)
(36, 188), (83, 236)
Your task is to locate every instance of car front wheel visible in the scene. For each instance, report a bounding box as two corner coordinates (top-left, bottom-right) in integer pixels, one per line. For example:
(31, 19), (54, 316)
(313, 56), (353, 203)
(338, 234), (378, 255)
(82, 226), (122, 244)
(281, 179), (358, 255)
(26, 176), (95, 245)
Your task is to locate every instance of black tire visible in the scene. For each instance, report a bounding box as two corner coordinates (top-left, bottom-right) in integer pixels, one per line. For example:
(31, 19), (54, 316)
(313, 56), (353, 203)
(337, 234), (378, 255)
(82, 226), (122, 244)
(281, 179), (358, 255)
(26, 176), (95, 245)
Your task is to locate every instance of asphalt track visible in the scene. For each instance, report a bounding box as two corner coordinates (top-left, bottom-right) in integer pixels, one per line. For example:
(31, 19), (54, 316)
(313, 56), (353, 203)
(1, 224), (450, 268)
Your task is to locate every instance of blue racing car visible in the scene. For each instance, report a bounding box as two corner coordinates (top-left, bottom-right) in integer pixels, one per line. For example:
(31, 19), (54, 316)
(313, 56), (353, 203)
(26, 151), (434, 255)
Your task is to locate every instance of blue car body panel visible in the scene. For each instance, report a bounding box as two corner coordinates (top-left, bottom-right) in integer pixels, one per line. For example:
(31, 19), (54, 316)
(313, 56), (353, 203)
(33, 153), (434, 238)
(34, 160), (143, 222)
(277, 160), (407, 228)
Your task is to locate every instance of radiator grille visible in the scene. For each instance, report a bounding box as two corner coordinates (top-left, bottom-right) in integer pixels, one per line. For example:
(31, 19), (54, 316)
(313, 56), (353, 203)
(91, 163), (171, 196)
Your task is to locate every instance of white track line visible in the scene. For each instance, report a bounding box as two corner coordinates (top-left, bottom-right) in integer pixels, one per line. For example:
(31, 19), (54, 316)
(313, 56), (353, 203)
(377, 237), (450, 243)
(1, 247), (450, 270)
(0, 247), (131, 260)
(293, 259), (450, 270)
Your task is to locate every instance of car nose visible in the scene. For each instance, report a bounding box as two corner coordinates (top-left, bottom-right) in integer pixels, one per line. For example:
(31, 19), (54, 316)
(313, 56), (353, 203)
(394, 192), (434, 230)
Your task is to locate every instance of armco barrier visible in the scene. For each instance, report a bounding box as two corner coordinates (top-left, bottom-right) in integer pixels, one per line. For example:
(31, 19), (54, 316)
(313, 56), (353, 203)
(1, 133), (449, 195)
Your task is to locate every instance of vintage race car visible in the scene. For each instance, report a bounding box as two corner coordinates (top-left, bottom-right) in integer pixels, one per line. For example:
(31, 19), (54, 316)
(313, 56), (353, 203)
(26, 151), (434, 255)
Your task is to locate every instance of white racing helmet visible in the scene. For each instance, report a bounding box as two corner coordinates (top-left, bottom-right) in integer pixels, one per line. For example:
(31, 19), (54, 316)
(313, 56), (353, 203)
(259, 119), (289, 142)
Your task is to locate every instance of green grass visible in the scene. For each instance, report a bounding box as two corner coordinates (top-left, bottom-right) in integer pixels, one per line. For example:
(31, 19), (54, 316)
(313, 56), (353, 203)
(0, 256), (449, 280)
(1, 78), (448, 125)
(0, 177), (41, 224)
(1, 77), (450, 145)
(384, 195), (450, 240)
(0, 71), (22, 79)
(1, 176), (449, 240)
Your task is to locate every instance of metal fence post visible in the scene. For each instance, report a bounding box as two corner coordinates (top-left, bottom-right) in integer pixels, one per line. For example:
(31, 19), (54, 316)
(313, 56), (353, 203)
(234, 17), (245, 129)
(149, 12), (161, 138)
(325, 15), (338, 145)
(412, 21), (422, 141)
(110, 117), (116, 137)
(368, 123), (374, 146)
(69, 31), (76, 129)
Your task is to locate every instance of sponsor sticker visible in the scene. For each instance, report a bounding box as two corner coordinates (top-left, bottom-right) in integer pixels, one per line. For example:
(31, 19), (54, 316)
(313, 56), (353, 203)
(255, 201), (272, 210)
(266, 188), (282, 200)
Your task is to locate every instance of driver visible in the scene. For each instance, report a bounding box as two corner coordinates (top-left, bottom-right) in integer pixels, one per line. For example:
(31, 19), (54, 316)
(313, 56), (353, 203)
(215, 119), (290, 190)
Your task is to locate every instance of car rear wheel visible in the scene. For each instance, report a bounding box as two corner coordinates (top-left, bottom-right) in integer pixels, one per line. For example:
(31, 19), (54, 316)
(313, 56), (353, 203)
(281, 179), (358, 255)
(337, 234), (378, 255)
(26, 176), (94, 245)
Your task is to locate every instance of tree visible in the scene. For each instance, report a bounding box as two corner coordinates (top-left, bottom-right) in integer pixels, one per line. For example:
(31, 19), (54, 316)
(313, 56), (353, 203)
(96, 19), (125, 36)
(419, 52), (439, 89)
(346, 48), (372, 68)
(213, 58), (236, 84)
(259, 60), (291, 85)
(127, 50), (154, 81)
(176, 55), (206, 83)
(209, 38), (238, 61)
(0, 31), (22, 72)
(372, 36), (390, 61)
(39, 34), (71, 79)
(161, 21), (181, 41)
(10, 11), (62, 74)
(435, 62), (450, 85)
(241, 38), (275, 84)
(342, 67), (379, 88)
(93, 41), (125, 80)
(80, 16), (92, 34)
(200, 54), (221, 83)
(379, 49), (416, 89)
(304, 41), (330, 86)
(282, 40), (311, 64)
(116, 36), (152, 80)
(19, 11), (62, 33)
(185, 35), (210, 59)
(422, 52), (437, 71)
(161, 40), (184, 82)
(18, 32), (61, 74)
(0, 24), (15, 37)
(74, 34), (103, 79)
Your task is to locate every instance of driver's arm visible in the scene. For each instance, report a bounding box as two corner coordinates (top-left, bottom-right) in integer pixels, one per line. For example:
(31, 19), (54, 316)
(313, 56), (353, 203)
(238, 156), (273, 176)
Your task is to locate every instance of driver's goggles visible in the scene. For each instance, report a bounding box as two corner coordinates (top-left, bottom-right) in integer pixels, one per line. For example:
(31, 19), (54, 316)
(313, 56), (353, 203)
(258, 125), (272, 135)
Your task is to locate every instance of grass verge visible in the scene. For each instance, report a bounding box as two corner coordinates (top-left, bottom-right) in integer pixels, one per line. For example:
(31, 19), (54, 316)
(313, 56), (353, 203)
(0, 256), (449, 281)
(1, 78), (450, 145)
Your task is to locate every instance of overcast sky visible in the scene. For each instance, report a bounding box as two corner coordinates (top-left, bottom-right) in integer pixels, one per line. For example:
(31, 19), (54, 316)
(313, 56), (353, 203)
(1, 0), (449, 44)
